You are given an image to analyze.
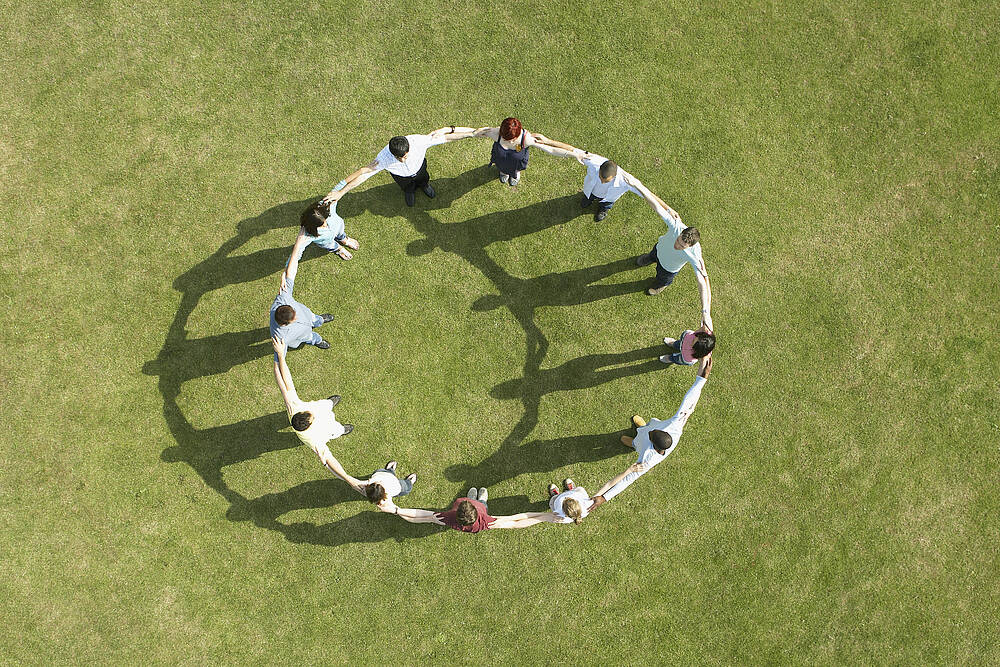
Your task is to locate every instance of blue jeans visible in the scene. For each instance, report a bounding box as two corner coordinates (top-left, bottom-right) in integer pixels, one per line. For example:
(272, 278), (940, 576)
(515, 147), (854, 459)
(308, 314), (326, 345)
(644, 245), (678, 288)
(585, 194), (614, 213)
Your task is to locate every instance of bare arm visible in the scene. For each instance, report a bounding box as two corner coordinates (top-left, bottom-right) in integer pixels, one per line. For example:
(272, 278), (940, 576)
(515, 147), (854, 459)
(473, 126), (500, 140)
(315, 448), (363, 489)
(376, 499), (445, 524)
(281, 230), (310, 291)
(595, 462), (644, 498)
(271, 336), (298, 411)
(322, 160), (380, 203)
(694, 267), (713, 331)
(491, 512), (552, 529)
(429, 126), (478, 141)
(530, 132), (578, 152)
(627, 175), (682, 223)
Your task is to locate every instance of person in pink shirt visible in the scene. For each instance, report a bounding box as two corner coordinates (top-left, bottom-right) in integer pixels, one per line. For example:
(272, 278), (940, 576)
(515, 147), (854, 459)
(661, 327), (715, 366)
(374, 487), (549, 533)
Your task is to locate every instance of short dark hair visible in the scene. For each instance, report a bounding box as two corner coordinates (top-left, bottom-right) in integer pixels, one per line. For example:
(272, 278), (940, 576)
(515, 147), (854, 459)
(275, 305), (295, 326)
(680, 227), (700, 246)
(300, 201), (328, 237)
(365, 483), (387, 504)
(599, 160), (618, 180)
(692, 332), (716, 358)
(388, 136), (409, 158)
(456, 500), (478, 526)
(499, 117), (522, 141)
(290, 411), (313, 431)
(649, 429), (673, 454)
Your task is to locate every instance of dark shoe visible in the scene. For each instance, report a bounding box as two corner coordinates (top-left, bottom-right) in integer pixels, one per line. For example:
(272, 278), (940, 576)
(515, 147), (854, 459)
(328, 394), (341, 407)
(342, 424), (354, 435)
(580, 194), (593, 208)
(386, 460), (397, 473)
(422, 184), (436, 198)
(404, 191), (415, 207)
(594, 210), (608, 222)
(320, 313), (335, 323)
(315, 340), (331, 349)
(647, 285), (668, 296)
(636, 254), (654, 267)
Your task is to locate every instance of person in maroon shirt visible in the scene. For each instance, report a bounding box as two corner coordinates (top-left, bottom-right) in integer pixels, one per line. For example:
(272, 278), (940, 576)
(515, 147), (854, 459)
(376, 487), (548, 533)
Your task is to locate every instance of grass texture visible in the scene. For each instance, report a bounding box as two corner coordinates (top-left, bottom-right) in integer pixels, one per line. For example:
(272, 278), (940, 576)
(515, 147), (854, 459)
(1, 0), (998, 663)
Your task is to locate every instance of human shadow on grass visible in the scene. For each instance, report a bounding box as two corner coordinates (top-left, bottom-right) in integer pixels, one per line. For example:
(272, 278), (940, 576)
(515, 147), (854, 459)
(147, 168), (660, 547)
(348, 169), (656, 491)
(143, 198), (407, 544)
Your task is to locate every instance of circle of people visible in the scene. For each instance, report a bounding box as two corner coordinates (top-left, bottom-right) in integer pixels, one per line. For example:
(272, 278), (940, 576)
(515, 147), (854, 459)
(269, 118), (716, 533)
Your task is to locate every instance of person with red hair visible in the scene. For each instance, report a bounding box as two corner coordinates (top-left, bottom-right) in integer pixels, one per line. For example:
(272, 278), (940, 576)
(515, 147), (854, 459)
(474, 117), (567, 186)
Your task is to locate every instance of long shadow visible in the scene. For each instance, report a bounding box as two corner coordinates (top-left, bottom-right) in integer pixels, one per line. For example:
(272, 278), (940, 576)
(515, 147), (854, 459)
(146, 167), (662, 546)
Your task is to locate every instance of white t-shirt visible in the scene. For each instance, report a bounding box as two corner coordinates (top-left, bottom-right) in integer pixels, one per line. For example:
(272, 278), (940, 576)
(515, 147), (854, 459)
(603, 376), (707, 501)
(287, 397), (345, 458)
(368, 471), (402, 498)
(373, 133), (449, 177)
(652, 201), (707, 276)
(549, 487), (591, 523)
(580, 153), (640, 203)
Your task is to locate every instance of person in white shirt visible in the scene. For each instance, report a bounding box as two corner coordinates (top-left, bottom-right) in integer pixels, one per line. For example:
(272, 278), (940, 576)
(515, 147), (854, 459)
(322, 126), (478, 208)
(530, 135), (640, 221)
(627, 177), (713, 325)
(360, 460), (417, 504)
(589, 356), (712, 510)
(271, 336), (360, 490)
(537, 478), (595, 525)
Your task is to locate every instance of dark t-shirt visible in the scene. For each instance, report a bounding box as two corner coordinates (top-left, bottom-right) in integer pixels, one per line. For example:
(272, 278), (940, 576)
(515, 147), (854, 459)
(435, 498), (496, 533)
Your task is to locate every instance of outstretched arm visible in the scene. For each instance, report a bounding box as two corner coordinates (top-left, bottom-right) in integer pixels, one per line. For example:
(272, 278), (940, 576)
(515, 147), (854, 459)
(429, 125), (478, 141)
(694, 266), (713, 331)
(315, 448), (363, 489)
(271, 336), (299, 411)
(376, 499), (445, 524)
(281, 230), (310, 292)
(491, 511), (553, 529)
(625, 174), (682, 224)
(473, 126), (500, 140)
(322, 160), (381, 203)
(594, 462), (645, 498)
(530, 132), (578, 153)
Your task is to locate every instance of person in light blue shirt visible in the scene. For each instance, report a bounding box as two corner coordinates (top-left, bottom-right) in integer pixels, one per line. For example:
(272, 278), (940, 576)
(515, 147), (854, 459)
(589, 356), (713, 509)
(294, 187), (360, 261)
(269, 239), (334, 358)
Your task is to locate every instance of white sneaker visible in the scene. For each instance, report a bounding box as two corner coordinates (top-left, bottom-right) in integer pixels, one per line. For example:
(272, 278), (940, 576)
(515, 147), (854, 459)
(468, 487), (478, 500)
(478, 487), (488, 503)
(663, 337), (676, 346)
(659, 355), (675, 364)
(499, 174), (509, 184)
(509, 175), (520, 186)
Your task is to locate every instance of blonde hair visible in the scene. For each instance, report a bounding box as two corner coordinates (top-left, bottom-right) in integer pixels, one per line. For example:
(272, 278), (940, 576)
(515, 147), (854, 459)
(563, 498), (584, 524)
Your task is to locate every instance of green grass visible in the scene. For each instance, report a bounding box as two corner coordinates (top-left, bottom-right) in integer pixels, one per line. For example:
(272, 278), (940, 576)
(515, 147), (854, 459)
(2, 0), (999, 662)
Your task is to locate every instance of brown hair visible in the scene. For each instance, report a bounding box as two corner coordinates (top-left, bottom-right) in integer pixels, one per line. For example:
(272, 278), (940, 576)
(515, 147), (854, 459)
(365, 483), (387, 504)
(680, 227), (700, 246)
(300, 201), (329, 237)
(290, 411), (313, 431)
(456, 500), (478, 526)
(275, 305), (295, 325)
(499, 117), (522, 141)
(563, 498), (584, 524)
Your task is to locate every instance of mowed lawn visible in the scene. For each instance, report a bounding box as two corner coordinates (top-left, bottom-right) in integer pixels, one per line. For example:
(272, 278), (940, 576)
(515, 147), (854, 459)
(2, 0), (998, 663)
